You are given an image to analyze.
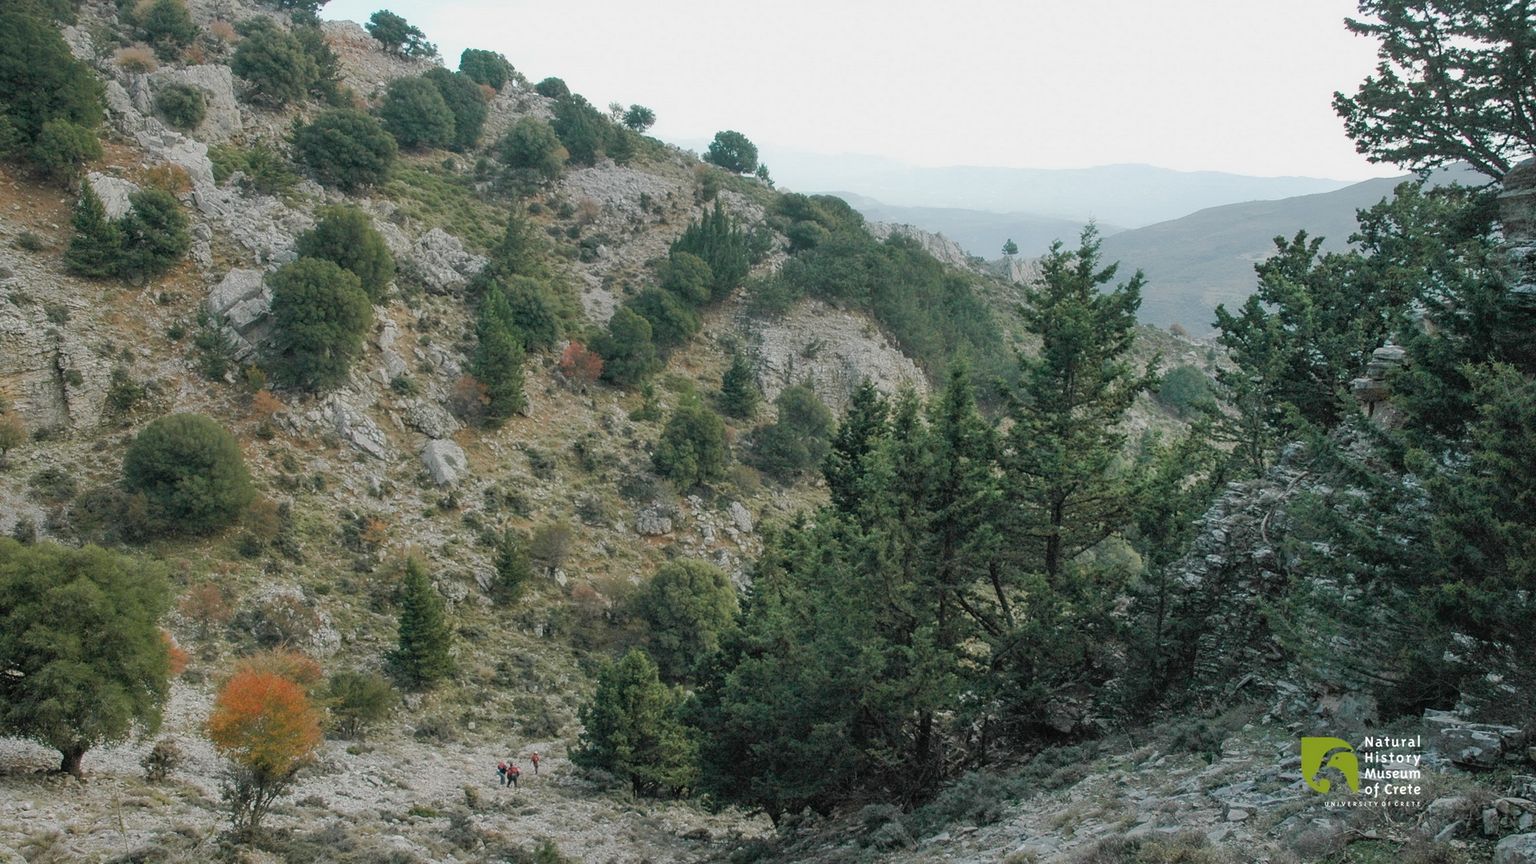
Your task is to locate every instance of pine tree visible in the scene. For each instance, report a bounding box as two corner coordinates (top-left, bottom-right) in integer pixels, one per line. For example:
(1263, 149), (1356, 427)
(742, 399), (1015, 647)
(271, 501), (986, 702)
(717, 352), (760, 420)
(391, 558), (453, 689)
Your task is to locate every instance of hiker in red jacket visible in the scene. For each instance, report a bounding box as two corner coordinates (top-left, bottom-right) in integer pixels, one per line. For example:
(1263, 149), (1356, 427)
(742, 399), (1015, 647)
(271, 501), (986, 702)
(507, 760), (521, 788)
(530, 752), (541, 775)
(496, 761), (507, 786)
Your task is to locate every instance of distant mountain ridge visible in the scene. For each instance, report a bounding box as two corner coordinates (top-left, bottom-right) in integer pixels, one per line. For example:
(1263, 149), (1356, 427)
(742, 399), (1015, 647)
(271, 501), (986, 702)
(1099, 164), (1486, 332)
(831, 191), (1109, 262)
(747, 149), (1366, 227)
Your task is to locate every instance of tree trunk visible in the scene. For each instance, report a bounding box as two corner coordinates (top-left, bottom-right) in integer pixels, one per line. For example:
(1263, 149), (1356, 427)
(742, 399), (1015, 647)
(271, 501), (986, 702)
(59, 747), (85, 779)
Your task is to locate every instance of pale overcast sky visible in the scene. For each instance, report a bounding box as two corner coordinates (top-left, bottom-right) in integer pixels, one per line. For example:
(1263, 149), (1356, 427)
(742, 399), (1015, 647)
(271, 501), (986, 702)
(323, 0), (1398, 181)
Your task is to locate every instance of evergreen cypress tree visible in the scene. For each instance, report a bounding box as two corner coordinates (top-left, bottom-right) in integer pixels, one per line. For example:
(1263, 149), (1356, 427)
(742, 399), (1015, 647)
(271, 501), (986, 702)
(1003, 224), (1153, 583)
(63, 184), (120, 278)
(573, 649), (697, 796)
(472, 283), (527, 423)
(671, 202), (749, 301)
(822, 379), (888, 515)
(493, 528), (532, 603)
(717, 352), (760, 420)
(391, 558), (453, 689)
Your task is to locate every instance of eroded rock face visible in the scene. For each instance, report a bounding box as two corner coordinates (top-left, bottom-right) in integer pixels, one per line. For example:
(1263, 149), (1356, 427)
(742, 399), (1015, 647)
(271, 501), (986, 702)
(1495, 833), (1536, 864)
(402, 228), (487, 295)
(141, 65), (243, 143)
(1423, 709), (1526, 769)
(749, 299), (929, 412)
(205, 268), (273, 359)
(1501, 158), (1536, 310)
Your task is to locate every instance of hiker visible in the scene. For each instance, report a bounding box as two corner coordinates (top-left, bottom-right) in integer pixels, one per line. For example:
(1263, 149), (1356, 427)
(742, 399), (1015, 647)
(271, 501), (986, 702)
(530, 752), (541, 775)
(496, 761), (507, 787)
(507, 760), (521, 789)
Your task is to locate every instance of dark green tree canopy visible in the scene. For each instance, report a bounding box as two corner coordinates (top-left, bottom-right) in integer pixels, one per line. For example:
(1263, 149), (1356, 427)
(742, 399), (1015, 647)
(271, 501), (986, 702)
(0, 539), (172, 777)
(638, 560), (738, 683)
(0, 5), (103, 175)
(1333, 0), (1536, 177)
(293, 108), (398, 190)
(117, 188), (191, 284)
(703, 130), (758, 174)
(594, 307), (660, 387)
(423, 67), (488, 151)
(750, 383), (834, 481)
(622, 104), (655, 132)
(472, 282), (528, 424)
(550, 93), (610, 165)
(497, 117), (567, 185)
(380, 76), (455, 151)
(232, 18), (320, 108)
(573, 649), (697, 796)
(268, 257), (373, 391)
(295, 205), (396, 302)
(459, 48), (516, 90)
(154, 82), (206, 130)
(534, 77), (570, 99)
(123, 413), (254, 536)
(366, 10), (436, 58)
(654, 399), (730, 488)
(134, 0), (196, 60)
(717, 351), (761, 420)
(391, 558), (454, 689)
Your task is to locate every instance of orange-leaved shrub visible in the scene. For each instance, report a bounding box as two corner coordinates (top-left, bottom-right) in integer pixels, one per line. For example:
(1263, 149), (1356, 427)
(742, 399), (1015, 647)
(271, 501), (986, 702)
(207, 669), (323, 837)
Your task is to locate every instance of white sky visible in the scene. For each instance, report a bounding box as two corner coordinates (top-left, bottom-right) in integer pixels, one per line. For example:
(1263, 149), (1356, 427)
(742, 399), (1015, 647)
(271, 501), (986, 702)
(323, 0), (1399, 181)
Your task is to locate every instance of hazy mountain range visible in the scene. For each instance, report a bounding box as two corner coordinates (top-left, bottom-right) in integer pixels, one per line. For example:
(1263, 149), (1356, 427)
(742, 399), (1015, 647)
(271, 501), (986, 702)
(795, 156), (1488, 334)
(764, 150), (1362, 227)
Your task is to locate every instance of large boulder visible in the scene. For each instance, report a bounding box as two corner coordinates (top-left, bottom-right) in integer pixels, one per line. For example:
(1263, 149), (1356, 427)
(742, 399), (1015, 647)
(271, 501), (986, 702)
(87, 172), (140, 220)
(1424, 708), (1526, 768)
(421, 438), (467, 485)
(1496, 833), (1536, 864)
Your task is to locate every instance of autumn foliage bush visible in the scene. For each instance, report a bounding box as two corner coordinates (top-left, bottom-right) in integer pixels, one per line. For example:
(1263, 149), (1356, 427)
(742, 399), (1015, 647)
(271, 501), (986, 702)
(207, 670), (323, 837)
(557, 340), (602, 388)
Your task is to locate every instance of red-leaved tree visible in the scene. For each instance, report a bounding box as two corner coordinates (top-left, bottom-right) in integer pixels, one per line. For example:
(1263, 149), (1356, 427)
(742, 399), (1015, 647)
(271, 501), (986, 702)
(206, 670), (323, 838)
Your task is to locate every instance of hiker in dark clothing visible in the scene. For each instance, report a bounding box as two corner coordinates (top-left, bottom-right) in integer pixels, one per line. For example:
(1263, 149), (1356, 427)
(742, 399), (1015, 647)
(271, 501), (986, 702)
(530, 752), (541, 775)
(496, 761), (507, 786)
(507, 761), (521, 788)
